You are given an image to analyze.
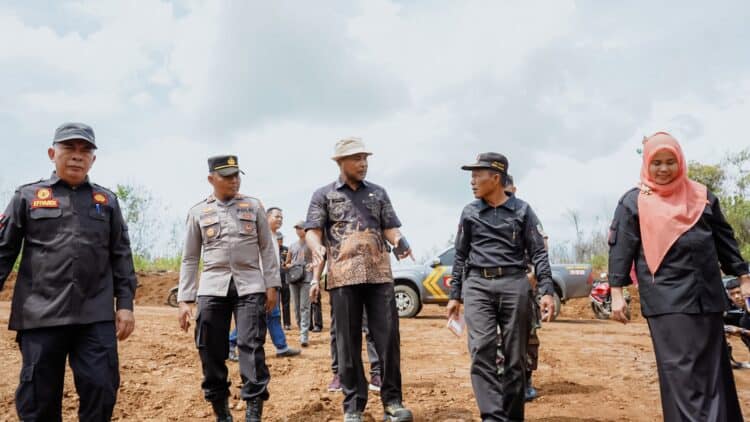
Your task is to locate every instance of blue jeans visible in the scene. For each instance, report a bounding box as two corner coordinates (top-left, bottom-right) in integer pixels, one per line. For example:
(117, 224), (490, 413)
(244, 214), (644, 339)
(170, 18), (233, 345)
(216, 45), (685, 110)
(267, 293), (289, 352)
(229, 293), (289, 353)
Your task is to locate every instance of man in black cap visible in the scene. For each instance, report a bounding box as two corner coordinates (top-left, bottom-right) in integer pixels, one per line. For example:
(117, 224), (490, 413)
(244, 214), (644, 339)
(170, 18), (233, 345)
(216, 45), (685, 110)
(178, 155), (280, 421)
(0, 122), (137, 421)
(447, 153), (555, 421)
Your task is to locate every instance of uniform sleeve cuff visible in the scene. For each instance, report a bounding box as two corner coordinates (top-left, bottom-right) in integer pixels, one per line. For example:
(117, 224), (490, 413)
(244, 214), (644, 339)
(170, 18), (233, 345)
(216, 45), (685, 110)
(116, 297), (134, 311)
(538, 278), (555, 297)
(608, 273), (633, 287)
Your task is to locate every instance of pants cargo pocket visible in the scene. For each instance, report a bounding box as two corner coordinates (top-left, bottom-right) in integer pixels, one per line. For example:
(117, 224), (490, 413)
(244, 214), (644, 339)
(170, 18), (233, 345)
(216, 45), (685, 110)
(194, 312), (207, 349)
(15, 364), (36, 415)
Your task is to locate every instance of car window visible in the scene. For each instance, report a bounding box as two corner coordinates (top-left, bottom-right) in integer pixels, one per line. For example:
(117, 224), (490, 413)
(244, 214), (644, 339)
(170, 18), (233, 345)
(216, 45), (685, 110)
(438, 248), (455, 266)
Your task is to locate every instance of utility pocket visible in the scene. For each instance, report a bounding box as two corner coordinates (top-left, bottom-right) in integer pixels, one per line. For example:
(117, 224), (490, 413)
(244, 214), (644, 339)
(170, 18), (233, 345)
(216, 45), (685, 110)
(238, 211), (257, 237)
(199, 213), (221, 244)
(15, 364), (36, 414)
(29, 207), (62, 220)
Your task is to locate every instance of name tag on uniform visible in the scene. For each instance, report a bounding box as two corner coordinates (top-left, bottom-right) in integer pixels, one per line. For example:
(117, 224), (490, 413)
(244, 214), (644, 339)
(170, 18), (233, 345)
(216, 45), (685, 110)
(31, 188), (60, 208)
(31, 199), (60, 208)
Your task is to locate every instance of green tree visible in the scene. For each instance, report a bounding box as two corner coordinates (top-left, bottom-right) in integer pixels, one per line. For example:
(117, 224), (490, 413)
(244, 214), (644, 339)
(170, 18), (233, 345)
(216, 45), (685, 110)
(688, 161), (725, 195)
(116, 184), (156, 260)
(689, 148), (750, 260)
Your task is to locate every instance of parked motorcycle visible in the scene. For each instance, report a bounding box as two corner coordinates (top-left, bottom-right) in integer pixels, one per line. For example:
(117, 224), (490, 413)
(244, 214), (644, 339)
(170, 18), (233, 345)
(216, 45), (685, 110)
(590, 273), (631, 320)
(167, 285), (179, 307)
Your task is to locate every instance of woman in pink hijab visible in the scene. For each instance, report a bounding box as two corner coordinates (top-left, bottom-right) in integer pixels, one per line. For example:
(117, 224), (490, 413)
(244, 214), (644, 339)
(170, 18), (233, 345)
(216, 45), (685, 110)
(607, 132), (750, 422)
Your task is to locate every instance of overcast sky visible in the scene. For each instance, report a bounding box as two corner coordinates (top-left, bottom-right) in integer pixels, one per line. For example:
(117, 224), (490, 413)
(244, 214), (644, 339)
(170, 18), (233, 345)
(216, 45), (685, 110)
(1, 1), (749, 259)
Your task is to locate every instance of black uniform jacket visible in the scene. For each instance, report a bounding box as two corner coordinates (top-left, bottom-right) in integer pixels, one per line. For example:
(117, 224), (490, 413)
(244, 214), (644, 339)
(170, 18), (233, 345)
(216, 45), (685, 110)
(608, 188), (749, 317)
(0, 173), (137, 330)
(450, 195), (554, 300)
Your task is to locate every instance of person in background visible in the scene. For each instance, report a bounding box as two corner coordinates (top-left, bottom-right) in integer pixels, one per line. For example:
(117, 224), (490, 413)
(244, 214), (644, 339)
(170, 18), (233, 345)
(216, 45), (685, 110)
(724, 277), (750, 369)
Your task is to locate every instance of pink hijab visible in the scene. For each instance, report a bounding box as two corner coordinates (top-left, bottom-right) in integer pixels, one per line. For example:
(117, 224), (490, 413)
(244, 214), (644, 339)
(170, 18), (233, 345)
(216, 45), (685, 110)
(637, 132), (708, 275)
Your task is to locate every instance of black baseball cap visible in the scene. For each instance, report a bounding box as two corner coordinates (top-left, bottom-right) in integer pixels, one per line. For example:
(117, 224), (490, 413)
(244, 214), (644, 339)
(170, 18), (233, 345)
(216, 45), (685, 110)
(208, 155), (244, 176)
(461, 152), (508, 174)
(53, 122), (96, 149)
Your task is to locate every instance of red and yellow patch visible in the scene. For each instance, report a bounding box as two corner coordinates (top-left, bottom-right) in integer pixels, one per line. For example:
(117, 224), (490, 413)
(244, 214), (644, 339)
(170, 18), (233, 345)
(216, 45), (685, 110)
(93, 192), (108, 205)
(237, 202), (251, 208)
(31, 199), (60, 208)
(36, 188), (52, 200)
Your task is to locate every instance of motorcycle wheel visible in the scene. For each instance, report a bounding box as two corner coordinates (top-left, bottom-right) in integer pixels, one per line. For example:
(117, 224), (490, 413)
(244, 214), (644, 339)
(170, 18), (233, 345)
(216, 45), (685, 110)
(167, 290), (179, 308)
(590, 301), (610, 320)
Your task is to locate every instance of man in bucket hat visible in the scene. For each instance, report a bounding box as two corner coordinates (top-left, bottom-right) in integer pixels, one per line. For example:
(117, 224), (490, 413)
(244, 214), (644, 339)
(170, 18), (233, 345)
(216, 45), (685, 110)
(305, 137), (414, 422)
(447, 152), (555, 421)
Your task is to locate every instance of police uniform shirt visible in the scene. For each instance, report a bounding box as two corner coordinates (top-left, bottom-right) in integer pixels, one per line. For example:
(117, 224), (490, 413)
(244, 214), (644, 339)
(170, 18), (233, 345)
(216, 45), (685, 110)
(450, 195), (554, 300)
(304, 178), (401, 290)
(178, 194), (281, 302)
(608, 188), (749, 317)
(0, 173), (137, 330)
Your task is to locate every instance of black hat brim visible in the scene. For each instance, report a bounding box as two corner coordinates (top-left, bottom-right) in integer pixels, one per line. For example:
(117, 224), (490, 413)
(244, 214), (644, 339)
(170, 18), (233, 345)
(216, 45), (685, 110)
(461, 164), (498, 171)
(216, 167), (244, 176)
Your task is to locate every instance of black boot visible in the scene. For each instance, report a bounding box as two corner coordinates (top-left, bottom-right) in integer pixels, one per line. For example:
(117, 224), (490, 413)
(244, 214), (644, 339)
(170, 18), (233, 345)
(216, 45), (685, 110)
(211, 398), (233, 422)
(246, 398), (263, 422)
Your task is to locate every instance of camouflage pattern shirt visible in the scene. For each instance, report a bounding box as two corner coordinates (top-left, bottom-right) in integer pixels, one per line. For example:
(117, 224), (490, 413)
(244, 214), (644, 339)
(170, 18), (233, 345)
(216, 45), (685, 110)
(304, 178), (401, 290)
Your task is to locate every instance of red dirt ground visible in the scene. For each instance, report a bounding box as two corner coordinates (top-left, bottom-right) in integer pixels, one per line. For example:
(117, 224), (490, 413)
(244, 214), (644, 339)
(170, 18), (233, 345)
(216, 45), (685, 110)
(0, 273), (748, 421)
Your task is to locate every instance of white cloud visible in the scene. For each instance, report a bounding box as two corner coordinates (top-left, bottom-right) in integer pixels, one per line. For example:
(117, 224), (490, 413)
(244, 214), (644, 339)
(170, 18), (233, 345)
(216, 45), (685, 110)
(1, 1), (749, 259)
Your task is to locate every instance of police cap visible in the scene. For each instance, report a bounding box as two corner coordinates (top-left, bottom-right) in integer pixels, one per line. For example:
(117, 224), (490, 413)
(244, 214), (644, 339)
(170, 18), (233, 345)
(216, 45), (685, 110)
(208, 155), (244, 176)
(461, 152), (508, 174)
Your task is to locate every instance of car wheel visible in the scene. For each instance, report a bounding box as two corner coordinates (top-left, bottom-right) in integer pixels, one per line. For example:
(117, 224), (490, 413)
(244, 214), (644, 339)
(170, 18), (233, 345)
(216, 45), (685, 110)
(167, 289), (178, 308)
(394, 284), (420, 318)
(537, 291), (562, 321)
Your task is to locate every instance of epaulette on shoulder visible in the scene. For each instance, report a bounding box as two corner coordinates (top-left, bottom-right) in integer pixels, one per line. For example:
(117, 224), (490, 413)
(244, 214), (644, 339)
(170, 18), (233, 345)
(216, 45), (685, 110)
(16, 178), (46, 193)
(91, 183), (117, 197)
(189, 198), (209, 210)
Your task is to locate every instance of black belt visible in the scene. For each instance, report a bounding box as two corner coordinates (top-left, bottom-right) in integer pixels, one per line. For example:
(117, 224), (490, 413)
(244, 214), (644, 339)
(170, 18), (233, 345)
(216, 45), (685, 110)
(469, 266), (527, 279)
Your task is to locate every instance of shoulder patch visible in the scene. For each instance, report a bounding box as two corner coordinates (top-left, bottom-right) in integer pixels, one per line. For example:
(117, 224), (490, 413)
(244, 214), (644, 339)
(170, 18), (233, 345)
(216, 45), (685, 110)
(91, 183), (116, 198)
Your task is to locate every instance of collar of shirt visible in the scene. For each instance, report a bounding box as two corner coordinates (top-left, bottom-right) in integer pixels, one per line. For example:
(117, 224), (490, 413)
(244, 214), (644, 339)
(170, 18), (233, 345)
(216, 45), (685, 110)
(334, 177), (369, 191)
(477, 194), (518, 212)
(47, 172), (91, 189)
(206, 194), (237, 207)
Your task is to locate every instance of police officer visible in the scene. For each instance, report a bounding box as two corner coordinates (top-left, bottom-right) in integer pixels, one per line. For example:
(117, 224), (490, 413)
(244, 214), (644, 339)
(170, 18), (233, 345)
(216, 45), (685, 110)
(447, 153), (555, 422)
(178, 155), (281, 422)
(0, 122), (137, 421)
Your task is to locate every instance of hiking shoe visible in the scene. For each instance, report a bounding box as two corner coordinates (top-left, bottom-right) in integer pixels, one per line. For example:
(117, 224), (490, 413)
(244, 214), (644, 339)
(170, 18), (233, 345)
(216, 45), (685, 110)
(525, 385), (538, 402)
(328, 374), (343, 392)
(276, 347), (301, 357)
(227, 349), (239, 362)
(245, 398), (263, 422)
(284, 325), (292, 330)
(210, 398), (233, 422)
(344, 411), (364, 422)
(368, 374), (382, 392)
(383, 402), (413, 422)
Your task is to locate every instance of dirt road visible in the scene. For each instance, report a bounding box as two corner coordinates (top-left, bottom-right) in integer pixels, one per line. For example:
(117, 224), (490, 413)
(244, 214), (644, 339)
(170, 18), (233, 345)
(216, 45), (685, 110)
(0, 274), (749, 421)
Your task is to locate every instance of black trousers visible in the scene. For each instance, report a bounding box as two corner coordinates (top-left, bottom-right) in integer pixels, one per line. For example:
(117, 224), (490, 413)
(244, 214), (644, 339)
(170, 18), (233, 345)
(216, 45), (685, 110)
(196, 283), (270, 402)
(15, 321), (120, 422)
(464, 273), (531, 422)
(330, 283), (402, 413)
(330, 301), (382, 377)
(280, 282), (292, 327)
(310, 289), (324, 330)
(647, 312), (743, 422)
